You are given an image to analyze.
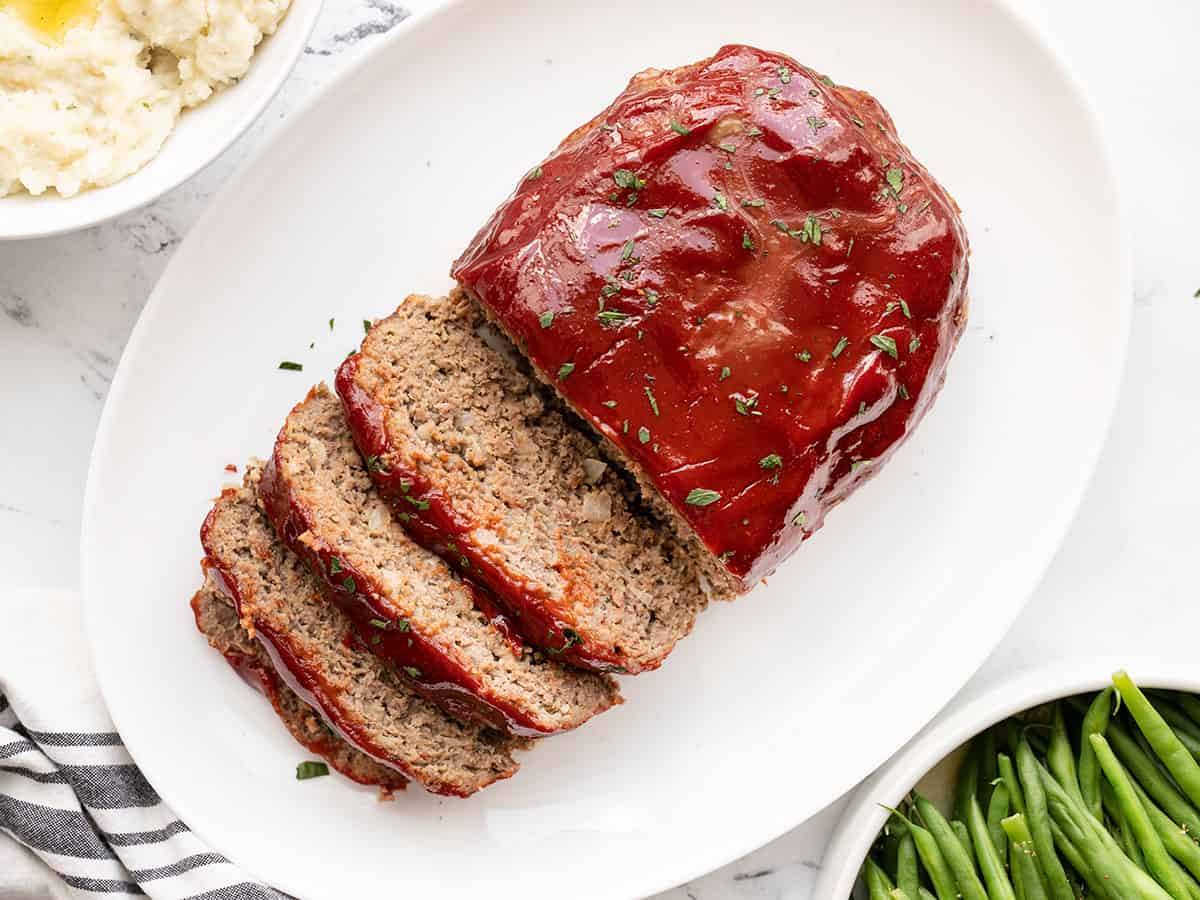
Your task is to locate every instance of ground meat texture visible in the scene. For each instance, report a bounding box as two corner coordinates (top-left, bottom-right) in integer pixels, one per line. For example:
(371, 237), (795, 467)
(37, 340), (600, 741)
(258, 386), (621, 733)
(337, 293), (720, 674)
(189, 585), (408, 793)
(452, 44), (969, 590)
(201, 464), (525, 798)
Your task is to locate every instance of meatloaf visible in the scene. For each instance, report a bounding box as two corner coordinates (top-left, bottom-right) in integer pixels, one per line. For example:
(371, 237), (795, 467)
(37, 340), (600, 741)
(336, 293), (718, 674)
(190, 584), (407, 792)
(452, 44), (970, 590)
(201, 463), (525, 797)
(259, 385), (620, 732)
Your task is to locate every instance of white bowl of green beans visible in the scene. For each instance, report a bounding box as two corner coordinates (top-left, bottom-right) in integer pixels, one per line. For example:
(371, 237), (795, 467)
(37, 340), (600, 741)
(817, 661), (1200, 900)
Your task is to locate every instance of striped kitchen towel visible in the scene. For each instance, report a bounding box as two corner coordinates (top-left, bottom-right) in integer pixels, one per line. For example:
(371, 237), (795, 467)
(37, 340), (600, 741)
(0, 588), (287, 899)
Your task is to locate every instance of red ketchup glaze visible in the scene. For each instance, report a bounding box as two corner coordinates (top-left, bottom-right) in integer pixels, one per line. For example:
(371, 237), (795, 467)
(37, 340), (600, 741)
(187, 591), (407, 792)
(452, 44), (969, 589)
(337, 356), (619, 673)
(257, 449), (555, 737)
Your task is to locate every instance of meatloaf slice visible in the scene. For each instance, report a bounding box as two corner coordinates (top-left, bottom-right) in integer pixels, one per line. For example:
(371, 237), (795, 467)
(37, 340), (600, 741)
(337, 292), (717, 674)
(201, 464), (524, 798)
(190, 584), (408, 792)
(259, 385), (619, 735)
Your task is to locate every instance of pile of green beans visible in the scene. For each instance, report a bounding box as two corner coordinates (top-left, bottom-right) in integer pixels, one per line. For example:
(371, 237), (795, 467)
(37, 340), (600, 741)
(859, 671), (1200, 900)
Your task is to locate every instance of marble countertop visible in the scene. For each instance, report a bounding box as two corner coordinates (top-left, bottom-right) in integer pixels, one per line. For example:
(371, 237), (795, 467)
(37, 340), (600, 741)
(1, 1), (1196, 897)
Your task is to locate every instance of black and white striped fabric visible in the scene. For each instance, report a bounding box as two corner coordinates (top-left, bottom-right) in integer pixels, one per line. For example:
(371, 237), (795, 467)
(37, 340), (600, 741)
(0, 691), (286, 899)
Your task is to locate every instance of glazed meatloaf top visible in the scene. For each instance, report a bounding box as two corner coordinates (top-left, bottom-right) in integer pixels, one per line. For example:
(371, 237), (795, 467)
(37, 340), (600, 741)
(190, 585), (408, 792)
(337, 293), (718, 674)
(452, 44), (969, 589)
(201, 464), (524, 797)
(259, 385), (620, 731)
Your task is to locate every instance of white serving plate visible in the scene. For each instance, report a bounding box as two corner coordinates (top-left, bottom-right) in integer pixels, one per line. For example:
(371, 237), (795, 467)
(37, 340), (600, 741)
(81, 0), (1130, 897)
(0, 0), (324, 240)
(816, 659), (1200, 899)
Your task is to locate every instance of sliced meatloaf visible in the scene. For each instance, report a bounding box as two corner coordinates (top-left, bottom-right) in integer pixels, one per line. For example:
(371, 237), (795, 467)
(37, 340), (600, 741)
(337, 292), (718, 674)
(452, 44), (969, 591)
(190, 584), (407, 792)
(201, 464), (524, 798)
(258, 385), (619, 734)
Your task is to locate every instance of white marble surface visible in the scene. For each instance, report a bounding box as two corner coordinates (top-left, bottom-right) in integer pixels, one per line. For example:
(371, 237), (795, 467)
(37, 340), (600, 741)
(1, 1), (1197, 898)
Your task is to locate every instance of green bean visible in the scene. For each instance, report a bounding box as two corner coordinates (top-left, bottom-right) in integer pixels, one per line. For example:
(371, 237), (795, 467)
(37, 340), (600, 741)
(887, 807), (959, 900)
(981, 728), (999, 805)
(897, 832), (919, 900)
(914, 793), (989, 900)
(865, 856), (895, 900)
(1047, 703), (1083, 806)
(958, 741), (981, 821)
(1092, 732), (1191, 899)
(1115, 670), (1200, 809)
(987, 781), (1011, 859)
(1133, 778), (1200, 883)
(919, 891), (937, 900)
(1040, 760), (1169, 900)
(966, 793), (1017, 900)
(1016, 737), (1075, 900)
(998, 752), (1027, 817)
(1155, 703), (1200, 760)
(1080, 688), (1115, 820)
(1048, 818), (1114, 900)
(1008, 834), (1049, 900)
(889, 891), (913, 900)
(1108, 721), (1200, 838)
(952, 820), (972, 858)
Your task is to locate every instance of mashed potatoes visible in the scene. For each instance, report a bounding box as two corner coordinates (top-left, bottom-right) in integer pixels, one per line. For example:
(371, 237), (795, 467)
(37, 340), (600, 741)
(0, 0), (291, 197)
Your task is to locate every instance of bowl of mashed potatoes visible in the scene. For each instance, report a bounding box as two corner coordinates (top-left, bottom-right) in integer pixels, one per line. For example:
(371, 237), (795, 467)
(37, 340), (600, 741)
(0, 0), (323, 239)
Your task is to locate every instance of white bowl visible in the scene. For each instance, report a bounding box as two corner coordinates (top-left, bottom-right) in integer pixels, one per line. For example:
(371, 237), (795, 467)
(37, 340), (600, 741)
(814, 657), (1200, 899)
(0, 0), (324, 241)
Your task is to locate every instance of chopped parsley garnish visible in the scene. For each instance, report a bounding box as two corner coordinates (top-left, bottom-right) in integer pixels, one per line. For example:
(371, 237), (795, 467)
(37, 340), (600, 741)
(404, 495), (430, 511)
(734, 394), (761, 416)
(759, 453), (783, 470)
(648, 207), (669, 218)
(644, 289), (659, 306)
(638, 426), (651, 444)
(719, 366), (731, 381)
(832, 336), (849, 358)
(670, 119), (690, 136)
(819, 75), (835, 87)
(600, 278), (622, 298)
(365, 455), (388, 473)
(793, 511), (807, 526)
(621, 239), (635, 261)
(850, 115), (865, 128)
(777, 66), (792, 84)
(600, 122), (615, 131)
(278, 360), (303, 371)
(806, 116), (828, 132)
(870, 334), (899, 359)
(526, 165), (543, 181)
(796, 350), (812, 362)
(602, 400), (618, 408)
(719, 143), (737, 153)
(643, 385), (660, 416)
(328, 556), (343, 574)
(613, 169), (645, 190)
(886, 168), (904, 196)
(771, 218), (789, 232)
(296, 761), (329, 780)
(742, 198), (766, 207)
(368, 618), (390, 629)
(802, 216), (823, 245)
(685, 488), (722, 507)
(342, 576), (357, 593)
(539, 310), (555, 328)
(622, 419), (629, 434)
(363, 319), (372, 333)
(402, 666), (422, 679)
(746, 126), (763, 136)
(898, 384), (910, 400)
(598, 310), (629, 324)
(909, 337), (921, 353)
(742, 231), (756, 252)
(558, 362), (575, 380)
(328, 318), (335, 331)
(713, 192), (728, 211)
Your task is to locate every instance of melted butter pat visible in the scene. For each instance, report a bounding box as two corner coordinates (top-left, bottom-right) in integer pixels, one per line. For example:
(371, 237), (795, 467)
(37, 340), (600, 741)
(1, 0), (97, 41)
